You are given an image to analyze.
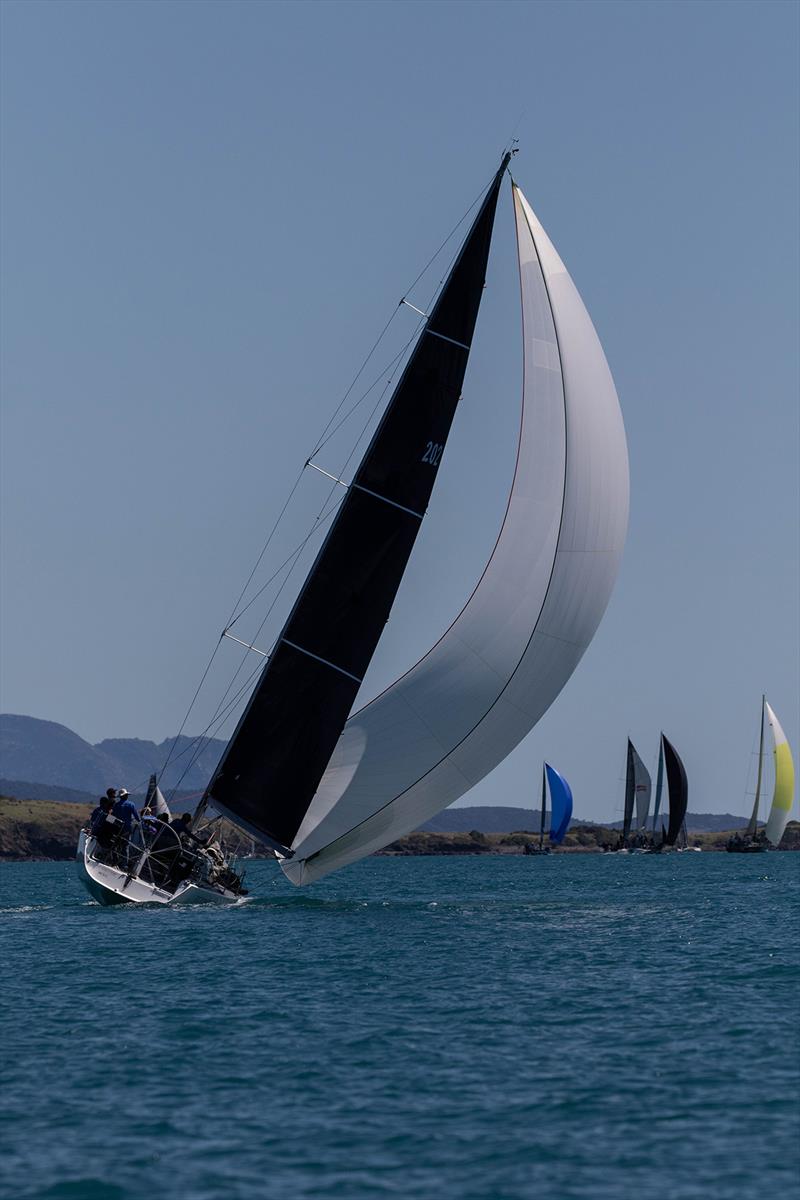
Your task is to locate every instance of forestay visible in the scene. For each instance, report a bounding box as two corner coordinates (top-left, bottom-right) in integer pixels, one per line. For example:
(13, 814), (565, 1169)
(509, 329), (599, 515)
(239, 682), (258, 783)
(281, 181), (629, 884)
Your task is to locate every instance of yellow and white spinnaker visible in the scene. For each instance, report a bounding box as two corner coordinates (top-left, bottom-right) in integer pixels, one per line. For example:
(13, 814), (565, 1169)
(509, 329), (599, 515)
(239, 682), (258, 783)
(763, 701), (795, 846)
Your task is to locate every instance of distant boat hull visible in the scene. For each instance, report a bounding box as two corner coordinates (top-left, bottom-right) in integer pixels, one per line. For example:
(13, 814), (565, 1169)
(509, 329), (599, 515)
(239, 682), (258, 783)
(76, 832), (240, 906)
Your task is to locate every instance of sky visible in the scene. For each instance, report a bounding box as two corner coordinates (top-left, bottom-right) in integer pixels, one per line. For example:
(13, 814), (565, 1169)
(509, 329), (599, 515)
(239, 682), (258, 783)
(1, 0), (798, 822)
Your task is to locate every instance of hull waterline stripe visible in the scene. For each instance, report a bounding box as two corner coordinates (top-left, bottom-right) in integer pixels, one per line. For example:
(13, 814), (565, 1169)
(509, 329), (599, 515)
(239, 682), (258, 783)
(425, 328), (470, 351)
(351, 483), (424, 520)
(282, 639), (363, 683)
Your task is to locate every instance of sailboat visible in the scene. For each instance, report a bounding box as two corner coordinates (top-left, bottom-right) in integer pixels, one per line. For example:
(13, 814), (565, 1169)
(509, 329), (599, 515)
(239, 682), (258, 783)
(526, 762), (574, 855)
(614, 738), (651, 851)
(727, 696), (796, 852)
(77, 150), (628, 903)
(645, 734), (688, 852)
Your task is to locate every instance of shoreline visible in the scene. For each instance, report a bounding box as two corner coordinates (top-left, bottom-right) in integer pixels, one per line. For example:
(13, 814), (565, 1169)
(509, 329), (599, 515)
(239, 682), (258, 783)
(2, 797), (798, 861)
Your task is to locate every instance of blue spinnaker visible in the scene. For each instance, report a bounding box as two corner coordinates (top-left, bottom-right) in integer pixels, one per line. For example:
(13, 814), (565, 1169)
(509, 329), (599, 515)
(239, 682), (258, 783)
(545, 763), (573, 845)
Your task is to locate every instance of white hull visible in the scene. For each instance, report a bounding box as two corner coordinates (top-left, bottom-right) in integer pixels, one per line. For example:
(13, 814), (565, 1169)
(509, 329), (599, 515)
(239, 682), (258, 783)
(76, 832), (240, 906)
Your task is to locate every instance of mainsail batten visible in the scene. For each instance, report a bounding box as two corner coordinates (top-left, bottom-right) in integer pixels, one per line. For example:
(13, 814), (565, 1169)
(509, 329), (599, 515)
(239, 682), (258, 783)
(281, 181), (629, 884)
(206, 158), (509, 849)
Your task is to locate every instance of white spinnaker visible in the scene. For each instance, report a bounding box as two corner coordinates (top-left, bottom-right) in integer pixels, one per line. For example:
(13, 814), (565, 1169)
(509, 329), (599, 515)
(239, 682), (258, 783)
(763, 701), (795, 846)
(282, 184), (629, 885)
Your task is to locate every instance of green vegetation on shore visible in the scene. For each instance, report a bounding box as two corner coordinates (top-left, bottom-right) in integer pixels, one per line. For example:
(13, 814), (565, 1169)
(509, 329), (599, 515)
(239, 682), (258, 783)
(2, 795), (797, 862)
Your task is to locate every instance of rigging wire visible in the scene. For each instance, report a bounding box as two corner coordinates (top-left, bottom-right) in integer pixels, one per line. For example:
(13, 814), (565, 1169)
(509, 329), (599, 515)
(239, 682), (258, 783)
(159, 164), (500, 789)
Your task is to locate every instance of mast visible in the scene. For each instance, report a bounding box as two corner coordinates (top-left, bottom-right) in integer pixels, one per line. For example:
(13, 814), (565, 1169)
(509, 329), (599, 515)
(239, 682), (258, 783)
(200, 155), (511, 853)
(539, 763), (547, 850)
(745, 694), (766, 839)
(622, 739), (635, 846)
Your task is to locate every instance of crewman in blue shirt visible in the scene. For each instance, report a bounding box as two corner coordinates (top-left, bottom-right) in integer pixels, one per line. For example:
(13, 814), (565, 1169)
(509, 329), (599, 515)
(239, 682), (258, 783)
(112, 788), (140, 833)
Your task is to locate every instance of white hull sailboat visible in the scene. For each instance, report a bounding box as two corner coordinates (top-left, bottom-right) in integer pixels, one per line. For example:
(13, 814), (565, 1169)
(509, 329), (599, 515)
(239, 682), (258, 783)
(76, 832), (240, 906)
(609, 738), (651, 852)
(727, 696), (795, 853)
(77, 778), (246, 906)
(79, 151), (629, 898)
(525, 762), (574, 855)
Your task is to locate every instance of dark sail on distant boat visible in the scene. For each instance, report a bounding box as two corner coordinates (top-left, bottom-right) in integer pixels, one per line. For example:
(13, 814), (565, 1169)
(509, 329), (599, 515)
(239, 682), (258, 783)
(662, 734), (688, 847)
(622, 740), (636, 843)
(622, 739), (650, 845)
(205, 156), (510, 853)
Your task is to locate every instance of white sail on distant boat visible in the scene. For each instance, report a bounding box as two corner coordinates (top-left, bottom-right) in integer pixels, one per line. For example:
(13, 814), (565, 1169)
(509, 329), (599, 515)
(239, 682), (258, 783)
(727, 696), (796, 853)
(614, 739), (651, 851)
(77, 151), (629, 902)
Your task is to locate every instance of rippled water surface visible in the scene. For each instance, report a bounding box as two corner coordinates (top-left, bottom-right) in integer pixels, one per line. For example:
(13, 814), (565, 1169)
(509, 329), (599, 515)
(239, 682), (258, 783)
(2, 854), (798, 1200)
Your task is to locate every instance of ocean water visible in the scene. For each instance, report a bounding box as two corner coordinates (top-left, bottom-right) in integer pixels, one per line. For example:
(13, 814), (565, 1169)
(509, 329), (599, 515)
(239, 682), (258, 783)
(1, 853), (798, 1200)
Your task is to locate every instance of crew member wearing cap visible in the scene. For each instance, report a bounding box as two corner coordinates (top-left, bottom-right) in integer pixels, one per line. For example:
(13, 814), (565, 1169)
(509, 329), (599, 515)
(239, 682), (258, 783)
(111, 788), (140, 835)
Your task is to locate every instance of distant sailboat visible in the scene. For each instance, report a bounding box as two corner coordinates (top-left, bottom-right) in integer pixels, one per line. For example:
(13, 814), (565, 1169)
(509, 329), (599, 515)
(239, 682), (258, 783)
(727, 697), (796, 853)
(78, 151), (629, 900)
(528, 762), (573, 854)
(645, 734), (687, 852)
(617, 738), (651, 850)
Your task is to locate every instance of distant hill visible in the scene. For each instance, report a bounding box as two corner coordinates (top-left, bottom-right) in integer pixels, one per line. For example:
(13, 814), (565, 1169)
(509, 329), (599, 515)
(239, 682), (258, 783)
(1, 715), (754, 834)
(422, 806), (751, 834)
(0, 714), (224, 795)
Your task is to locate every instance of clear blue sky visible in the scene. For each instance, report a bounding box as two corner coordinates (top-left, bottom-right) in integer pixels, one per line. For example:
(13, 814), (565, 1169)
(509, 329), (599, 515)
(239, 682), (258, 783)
(1, 0), (798, 821)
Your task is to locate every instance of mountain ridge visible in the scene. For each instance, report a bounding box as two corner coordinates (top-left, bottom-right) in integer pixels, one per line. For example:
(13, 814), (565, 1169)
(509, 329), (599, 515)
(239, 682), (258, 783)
(0, 715), (754, 832)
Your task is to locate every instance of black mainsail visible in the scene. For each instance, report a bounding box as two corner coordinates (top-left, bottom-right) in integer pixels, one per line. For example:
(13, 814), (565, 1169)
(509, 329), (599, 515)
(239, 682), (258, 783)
(662, 734), (688, 847)
(204, 156), (510, 852)
(622, 739), (635, 844)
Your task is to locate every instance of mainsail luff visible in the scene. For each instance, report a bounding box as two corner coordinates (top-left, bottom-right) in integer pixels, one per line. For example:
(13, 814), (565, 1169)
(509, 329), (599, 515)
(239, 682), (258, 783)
(662, 734), (688, 847)
(745, 694), (766, 839)
(204, 156), (510, 852)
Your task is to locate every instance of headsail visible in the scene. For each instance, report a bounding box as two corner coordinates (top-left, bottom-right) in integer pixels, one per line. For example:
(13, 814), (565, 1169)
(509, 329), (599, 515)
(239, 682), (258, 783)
(281, 178), (629, 885)
(623, 740), (650, 842)
(652, 740), (664, 836)
(204, 156), (510, 853)
(662, 734), (688, 847)
(546, 763), (573, 845)
(763, 701), (795, 846)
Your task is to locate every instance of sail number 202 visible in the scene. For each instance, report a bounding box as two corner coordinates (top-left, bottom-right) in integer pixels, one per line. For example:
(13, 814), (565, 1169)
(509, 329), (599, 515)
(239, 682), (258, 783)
(421, 442), (443, 466)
